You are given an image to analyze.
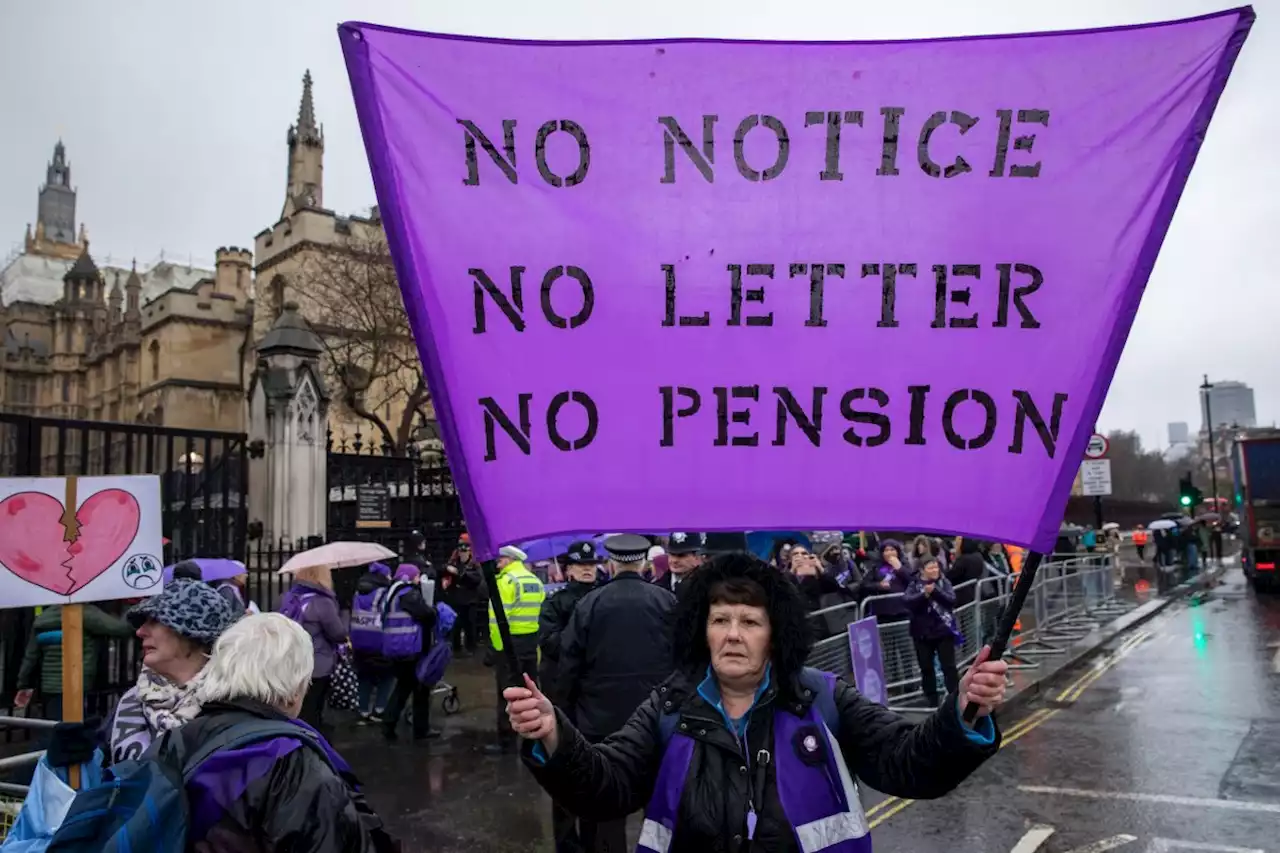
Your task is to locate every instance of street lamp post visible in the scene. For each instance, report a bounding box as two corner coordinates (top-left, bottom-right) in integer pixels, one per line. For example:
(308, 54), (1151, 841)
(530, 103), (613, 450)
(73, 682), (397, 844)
(1201, 375), (1219, 509)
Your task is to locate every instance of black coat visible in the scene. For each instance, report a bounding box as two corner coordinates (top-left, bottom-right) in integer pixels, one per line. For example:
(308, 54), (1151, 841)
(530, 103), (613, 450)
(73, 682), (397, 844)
(557, 572), (676, 741)
(402, 555), (435, 581)
(858, 564), (914, 621)
(442, 559), (483, 606)
(177, 699), (396, 853)
(538, 580), (596, 702)
(526, 668), (999, 853)
(354, 571), (391, 597)
(947, 548), (986, 608)
(794, 573), (855, 641)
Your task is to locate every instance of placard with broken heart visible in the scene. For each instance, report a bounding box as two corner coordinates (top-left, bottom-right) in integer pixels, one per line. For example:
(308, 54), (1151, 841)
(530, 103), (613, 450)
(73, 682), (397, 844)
(0, 474), (164, 609)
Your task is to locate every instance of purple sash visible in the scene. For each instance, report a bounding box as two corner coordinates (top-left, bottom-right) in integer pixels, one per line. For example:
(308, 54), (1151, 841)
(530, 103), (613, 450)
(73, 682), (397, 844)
(108, 686), (155, 764)
(637, 676), (872, 853)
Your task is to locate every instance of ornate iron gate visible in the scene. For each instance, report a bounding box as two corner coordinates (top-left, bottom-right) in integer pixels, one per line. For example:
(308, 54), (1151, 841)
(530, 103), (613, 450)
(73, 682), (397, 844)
(0, 413), (249, 562)
(326, 430), (465, 568)
(0, 412), (248, 715)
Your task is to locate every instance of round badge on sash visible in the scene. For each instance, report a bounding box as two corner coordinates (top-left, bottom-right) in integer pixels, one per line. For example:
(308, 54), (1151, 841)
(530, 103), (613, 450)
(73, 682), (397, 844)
(791, 723), (828, 767)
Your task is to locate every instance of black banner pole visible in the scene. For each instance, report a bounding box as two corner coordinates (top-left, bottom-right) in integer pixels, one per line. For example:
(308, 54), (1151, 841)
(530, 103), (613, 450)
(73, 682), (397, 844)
(482, 559), (524, 687)
(962, 550), (1044, 723)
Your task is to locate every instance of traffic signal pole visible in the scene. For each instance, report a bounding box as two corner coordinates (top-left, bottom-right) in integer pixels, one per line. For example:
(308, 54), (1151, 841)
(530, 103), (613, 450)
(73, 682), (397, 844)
(1201, 375), (1219, 510)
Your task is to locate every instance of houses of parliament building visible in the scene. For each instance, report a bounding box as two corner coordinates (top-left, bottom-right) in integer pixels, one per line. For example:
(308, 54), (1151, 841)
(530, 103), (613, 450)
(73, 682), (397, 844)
(0, 72), (418, 443)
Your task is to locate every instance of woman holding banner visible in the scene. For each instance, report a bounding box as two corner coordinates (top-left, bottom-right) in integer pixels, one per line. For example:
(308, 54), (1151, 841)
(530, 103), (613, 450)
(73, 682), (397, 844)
(505, 552), (1007, 853)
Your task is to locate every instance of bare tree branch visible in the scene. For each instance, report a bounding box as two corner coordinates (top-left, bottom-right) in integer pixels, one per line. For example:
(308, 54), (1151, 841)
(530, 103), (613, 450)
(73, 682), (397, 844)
(296, 233), (430, 452)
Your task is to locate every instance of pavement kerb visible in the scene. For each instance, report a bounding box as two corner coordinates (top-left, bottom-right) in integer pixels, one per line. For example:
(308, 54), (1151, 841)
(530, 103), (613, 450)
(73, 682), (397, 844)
(996, 563), (1228, 719)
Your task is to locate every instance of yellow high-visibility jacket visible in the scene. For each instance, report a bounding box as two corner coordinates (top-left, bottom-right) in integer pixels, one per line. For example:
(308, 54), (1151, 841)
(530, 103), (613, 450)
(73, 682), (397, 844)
(488, 560), (545, 651)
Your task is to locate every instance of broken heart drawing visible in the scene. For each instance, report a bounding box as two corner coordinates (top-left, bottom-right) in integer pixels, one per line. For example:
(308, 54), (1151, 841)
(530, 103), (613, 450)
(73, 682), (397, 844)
(0, 487), (141, 596)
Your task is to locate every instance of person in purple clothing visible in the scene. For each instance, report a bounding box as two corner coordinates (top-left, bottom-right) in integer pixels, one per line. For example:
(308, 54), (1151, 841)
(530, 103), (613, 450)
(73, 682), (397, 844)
(180, 613), (397, 852)
(857, 539), (914, 621)
(505, 552), (1007, 853)
(278, 564), (348, 729)
(904, 558), (962, 708)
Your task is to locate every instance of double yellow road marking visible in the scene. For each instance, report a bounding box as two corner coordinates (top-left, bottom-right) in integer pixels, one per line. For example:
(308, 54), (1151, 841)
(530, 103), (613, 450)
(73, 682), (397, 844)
(865, 705), (1061, 827)
(1054, 630), (1150, 704)
(864, 630), (1153, 830)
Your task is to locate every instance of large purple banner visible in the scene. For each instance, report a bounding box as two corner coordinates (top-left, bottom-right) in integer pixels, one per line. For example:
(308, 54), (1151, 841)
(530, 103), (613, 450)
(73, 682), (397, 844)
(340, 10), (1252, 559)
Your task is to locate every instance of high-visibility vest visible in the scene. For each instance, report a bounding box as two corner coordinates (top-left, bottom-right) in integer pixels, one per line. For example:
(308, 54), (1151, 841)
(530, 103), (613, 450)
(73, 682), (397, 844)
(1005, 545), (1024, 574)
(382, 582), (424, 659)
(489, 561), (545, 651)
(1133, 530), (1148, 546)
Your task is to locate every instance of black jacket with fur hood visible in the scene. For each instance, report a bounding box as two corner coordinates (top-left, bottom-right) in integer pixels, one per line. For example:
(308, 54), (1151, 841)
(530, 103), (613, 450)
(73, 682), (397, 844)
(522, 553), (1000, 853)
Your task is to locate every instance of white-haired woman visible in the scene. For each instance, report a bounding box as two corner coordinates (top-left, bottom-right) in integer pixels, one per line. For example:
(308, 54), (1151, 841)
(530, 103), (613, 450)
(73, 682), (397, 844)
(172, 613), (397, 853)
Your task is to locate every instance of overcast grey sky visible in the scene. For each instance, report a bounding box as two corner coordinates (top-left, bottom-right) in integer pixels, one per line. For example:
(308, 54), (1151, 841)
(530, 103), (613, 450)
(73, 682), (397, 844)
(1, 0), (1273, 452)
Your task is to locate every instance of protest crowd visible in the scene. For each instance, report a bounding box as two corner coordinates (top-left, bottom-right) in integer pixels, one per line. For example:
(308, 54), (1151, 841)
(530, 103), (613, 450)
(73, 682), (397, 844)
(0, 6), (1254, 852)
(1, 528), (1017, 853)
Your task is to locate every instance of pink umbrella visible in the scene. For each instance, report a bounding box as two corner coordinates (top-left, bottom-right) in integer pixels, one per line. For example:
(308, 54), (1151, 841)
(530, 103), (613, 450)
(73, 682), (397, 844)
(277, 541), (397, 574)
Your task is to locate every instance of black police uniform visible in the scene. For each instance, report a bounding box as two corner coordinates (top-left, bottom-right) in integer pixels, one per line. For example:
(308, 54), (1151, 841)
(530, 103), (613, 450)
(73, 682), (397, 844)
(558, 534), (676, 853)
(658, 531), (705, 594)
(538, 539), (600, 853)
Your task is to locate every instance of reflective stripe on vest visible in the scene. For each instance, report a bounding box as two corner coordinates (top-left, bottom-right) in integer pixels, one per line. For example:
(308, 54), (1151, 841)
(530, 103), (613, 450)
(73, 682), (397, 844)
(489, 563), (545, 650)
(381, 585), (424, 658)
(637, 671), (870, 853)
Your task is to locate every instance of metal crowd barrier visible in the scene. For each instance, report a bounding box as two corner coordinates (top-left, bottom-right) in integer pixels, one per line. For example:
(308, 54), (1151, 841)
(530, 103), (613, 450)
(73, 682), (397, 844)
(805, 554), (1131, 710)
(0, 716), (58, 805)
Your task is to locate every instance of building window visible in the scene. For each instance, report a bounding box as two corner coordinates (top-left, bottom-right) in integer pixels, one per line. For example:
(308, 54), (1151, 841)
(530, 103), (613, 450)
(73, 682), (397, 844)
(149, 340), (160, 381)
(61, 374), (71, 402)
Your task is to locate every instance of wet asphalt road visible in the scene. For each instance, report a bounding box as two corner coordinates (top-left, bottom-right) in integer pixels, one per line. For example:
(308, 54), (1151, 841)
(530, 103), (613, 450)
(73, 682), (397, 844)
(867, 566), (1280, 853)
(337, 567), (1280, 853)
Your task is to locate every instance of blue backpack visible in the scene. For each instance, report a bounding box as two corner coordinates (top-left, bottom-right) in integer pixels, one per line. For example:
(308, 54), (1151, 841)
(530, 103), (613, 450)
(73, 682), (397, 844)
(656, 668), (840, 744)
(46, 719), (332, 853)
(415, 603), (459, 685)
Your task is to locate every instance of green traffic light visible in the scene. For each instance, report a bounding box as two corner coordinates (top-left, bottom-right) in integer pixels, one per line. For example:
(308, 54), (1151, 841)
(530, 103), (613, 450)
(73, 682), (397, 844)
(1180, 495), (1192, 506)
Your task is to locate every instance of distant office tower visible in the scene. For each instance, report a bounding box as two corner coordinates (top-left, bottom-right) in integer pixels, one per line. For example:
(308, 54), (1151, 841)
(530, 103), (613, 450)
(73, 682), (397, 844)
(1201, 380), (1256, 430)
(1168, 422), (1190, 445)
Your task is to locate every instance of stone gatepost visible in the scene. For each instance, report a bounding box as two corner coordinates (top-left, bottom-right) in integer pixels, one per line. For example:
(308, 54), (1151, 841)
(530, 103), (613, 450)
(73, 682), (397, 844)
(246, 301), (329, 548)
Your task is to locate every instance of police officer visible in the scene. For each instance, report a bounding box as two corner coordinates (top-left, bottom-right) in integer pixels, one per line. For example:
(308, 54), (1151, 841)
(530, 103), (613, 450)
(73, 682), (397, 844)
(658, 532), (705, 594)
(539, 540), (600, 700)
(487, 545), (545, 754)
(558, 534), (676, 853)
(538, 540), (599, 853)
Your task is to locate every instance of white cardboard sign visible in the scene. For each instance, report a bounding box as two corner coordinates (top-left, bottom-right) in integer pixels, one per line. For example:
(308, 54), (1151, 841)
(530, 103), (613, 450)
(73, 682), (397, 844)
(0, 474), (165, 609)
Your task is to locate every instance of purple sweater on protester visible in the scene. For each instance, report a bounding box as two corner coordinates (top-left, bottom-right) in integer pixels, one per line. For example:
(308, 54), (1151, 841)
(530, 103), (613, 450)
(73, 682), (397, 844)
(279, 581), (347, 679)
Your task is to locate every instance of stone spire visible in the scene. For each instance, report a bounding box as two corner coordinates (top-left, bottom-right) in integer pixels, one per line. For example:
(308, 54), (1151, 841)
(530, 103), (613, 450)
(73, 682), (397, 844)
(124, 258), (142, 317)
(283, 70), (324, 216)
(108, 270), (123, 318)
(291, 70), (322, 148)
(37, 139), (77, 246)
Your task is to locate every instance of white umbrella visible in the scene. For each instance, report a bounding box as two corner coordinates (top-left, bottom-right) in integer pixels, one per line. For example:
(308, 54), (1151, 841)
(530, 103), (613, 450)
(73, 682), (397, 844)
(277, 541), (397, 575)
(1147, 519), (1178, 531)
(1101, 522), (1120, 531)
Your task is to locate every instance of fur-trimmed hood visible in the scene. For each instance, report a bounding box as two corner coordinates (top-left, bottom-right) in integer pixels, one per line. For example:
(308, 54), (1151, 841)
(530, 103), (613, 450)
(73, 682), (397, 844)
(671, 552), (812, 686)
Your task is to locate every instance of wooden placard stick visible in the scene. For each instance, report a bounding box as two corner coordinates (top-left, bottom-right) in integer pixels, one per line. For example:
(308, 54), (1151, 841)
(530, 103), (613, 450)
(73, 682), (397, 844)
(60, 475), (84, 789)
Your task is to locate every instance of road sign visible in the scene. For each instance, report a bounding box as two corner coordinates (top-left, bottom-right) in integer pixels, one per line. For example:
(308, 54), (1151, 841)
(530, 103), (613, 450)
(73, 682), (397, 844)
(1081, 458), (1113, 496)
(1085, 433), (1110, 459)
